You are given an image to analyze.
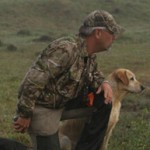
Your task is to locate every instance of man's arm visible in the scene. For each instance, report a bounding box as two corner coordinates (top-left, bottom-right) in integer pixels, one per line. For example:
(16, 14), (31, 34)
(14, 40), (76, 132)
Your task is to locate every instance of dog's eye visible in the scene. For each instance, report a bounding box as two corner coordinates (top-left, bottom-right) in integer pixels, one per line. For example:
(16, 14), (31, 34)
(130, 77), (134, 81)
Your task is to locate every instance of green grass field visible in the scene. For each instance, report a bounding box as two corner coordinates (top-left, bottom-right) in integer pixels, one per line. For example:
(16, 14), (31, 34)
(0, 0), (150, 149)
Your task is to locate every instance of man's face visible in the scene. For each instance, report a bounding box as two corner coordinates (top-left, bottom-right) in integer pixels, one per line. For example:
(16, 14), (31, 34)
(94, 29), (116, 52)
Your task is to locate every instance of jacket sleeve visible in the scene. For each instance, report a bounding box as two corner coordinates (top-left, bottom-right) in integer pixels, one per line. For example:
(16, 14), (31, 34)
(17, 68), (50, 118)
(17, 40), (76, 118)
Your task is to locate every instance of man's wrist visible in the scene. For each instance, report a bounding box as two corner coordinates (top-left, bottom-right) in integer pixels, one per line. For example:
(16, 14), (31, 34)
(102, 80), (111, 86)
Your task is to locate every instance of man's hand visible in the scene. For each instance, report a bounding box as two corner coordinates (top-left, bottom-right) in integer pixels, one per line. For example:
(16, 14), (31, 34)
(96, 81), (113, 104)
(13, 117), (31, 133)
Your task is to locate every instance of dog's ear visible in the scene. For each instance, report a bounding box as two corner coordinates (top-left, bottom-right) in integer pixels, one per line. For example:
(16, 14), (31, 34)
(115, 70), (129, 85)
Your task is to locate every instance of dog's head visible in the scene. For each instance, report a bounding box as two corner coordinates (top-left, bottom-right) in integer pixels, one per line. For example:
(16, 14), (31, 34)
(110, 68), (145, 93)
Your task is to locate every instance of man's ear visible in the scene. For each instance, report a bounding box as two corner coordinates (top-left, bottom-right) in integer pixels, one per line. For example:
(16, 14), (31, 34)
(115, 70), (129, 85)
(95, 29), (101, 39)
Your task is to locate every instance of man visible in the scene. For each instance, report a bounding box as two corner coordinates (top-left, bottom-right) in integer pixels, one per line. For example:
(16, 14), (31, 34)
(13, 10), (124, 150)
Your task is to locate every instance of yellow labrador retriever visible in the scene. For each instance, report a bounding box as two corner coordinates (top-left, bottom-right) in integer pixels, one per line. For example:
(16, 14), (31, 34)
(59, 68), (144, 150)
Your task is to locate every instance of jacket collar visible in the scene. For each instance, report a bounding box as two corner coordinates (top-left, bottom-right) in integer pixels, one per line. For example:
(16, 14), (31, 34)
(76, 36), (89, 58)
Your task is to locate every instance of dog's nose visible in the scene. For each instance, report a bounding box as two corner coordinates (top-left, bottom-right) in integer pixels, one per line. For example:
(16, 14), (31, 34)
(141, 85), (145, 91)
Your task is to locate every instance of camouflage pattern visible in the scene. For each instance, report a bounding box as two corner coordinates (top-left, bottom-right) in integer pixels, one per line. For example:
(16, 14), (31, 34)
(79, 10), (124, 37)
(17, 36), (104, 118)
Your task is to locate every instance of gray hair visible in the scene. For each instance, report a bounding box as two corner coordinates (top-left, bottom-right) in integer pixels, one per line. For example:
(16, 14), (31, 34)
(79, 26), (106, 37)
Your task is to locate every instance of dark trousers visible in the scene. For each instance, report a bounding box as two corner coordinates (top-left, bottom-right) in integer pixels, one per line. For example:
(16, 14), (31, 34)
(74, 92), (112, 150)
(36, 91), (112, 150)
(36, 132), (60, 150)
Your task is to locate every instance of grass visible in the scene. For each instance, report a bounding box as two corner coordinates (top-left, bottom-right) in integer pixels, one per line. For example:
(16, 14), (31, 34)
(0, 0), (150, 149)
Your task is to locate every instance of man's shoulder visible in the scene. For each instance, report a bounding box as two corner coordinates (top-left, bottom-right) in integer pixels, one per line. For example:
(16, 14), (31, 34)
(42, 36), (78, 57)
(50, 36), (77, 48)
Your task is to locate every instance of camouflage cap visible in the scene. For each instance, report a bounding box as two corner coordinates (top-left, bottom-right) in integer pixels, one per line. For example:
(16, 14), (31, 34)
(79, 10), (124, 37)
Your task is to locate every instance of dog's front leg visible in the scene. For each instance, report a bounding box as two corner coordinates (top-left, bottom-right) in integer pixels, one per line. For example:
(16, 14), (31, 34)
(100, 103), (120, 150)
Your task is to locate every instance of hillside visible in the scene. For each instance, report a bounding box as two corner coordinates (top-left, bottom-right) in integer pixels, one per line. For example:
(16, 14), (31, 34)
(0, 0), (150, 43)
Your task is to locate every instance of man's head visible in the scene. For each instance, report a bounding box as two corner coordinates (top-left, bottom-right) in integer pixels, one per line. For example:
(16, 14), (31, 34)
(79, 10), (124, 38)
(79, 10), (124, 54)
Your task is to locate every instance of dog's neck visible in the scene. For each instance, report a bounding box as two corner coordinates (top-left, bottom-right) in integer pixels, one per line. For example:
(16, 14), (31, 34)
(106, 75), (128, 104)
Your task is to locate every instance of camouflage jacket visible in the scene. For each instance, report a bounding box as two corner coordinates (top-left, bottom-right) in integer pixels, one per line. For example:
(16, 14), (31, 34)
(17, 36), (105, 118)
